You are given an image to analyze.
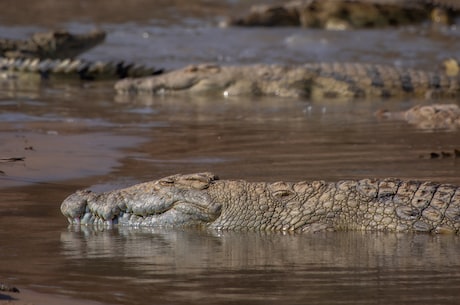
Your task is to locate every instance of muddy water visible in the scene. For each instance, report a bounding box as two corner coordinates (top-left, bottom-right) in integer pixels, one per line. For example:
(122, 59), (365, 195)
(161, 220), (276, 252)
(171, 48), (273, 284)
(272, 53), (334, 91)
(1, 1), (460, 304)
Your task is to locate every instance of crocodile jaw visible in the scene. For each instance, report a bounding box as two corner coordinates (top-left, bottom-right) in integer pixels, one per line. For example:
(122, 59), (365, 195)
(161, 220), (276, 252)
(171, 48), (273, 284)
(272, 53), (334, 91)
(60, 173), (222, 228)
(61, 193), (222, 229)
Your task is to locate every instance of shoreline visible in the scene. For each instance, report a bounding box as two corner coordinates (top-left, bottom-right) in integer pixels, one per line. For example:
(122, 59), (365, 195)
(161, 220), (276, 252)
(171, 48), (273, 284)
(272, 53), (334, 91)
(0, 288), (104, 305)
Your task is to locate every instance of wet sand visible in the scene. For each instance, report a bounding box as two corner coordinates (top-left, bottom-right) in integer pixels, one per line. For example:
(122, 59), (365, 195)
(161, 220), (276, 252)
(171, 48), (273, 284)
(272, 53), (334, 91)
(0, 289), (104, 305)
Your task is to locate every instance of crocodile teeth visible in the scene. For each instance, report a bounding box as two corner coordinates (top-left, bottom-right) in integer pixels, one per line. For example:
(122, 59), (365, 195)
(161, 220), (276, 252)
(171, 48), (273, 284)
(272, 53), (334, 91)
(53, 59), (72, 73)
(81, 211), (94, 225)
(38, 59), (54, 72)
(28, 58), (41, 72)
(66, 59), (83, 73)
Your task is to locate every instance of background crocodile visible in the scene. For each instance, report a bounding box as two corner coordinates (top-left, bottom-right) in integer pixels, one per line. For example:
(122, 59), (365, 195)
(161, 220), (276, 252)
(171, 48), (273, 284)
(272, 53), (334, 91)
(0, 29), (160, 80)
(0, 57), (162, 81)
(0, 29), (106, 59)
(3, 30), (456, 84)
(376, 103), (460, 130)
(224, 0), (460, 29)
(115, 63), (460, 99)
(61, 172), (460, 234)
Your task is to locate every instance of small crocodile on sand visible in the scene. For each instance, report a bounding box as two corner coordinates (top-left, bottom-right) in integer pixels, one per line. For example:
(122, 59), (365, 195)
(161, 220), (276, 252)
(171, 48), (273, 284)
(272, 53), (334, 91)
(223, 0), (460, 29)
(115, 63), (460, 99)
(376, 103), (460, 130)
(61, 172), (460, 234)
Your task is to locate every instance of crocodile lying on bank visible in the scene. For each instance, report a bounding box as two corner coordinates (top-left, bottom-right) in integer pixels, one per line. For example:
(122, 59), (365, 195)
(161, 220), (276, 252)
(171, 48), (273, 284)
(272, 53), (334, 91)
(376, 103), (460, 130)
(115, 63), (460, 99)
(61, 172), (460, 234)
(0, 30), (159, 80)
(224, 0), (460, 29)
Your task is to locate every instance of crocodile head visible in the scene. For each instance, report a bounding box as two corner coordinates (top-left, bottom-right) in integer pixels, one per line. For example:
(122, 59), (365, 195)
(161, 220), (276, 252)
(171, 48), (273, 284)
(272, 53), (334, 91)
(8, 29), (106, 59)
(61, 173), (223, 228)
(61, 172), (338, 232)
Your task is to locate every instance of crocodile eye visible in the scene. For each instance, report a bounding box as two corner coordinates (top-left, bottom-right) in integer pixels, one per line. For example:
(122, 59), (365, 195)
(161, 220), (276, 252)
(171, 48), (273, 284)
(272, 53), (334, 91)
(53, 31), (70, 39)
(159, 179), (175, 186)
(272, 189), (296, 199)
(269, 181), (296, 200)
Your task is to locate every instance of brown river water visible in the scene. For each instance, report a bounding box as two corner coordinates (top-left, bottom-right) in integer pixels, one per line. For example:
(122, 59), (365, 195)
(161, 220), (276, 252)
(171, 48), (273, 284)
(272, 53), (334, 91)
(1, 1), (460, 304)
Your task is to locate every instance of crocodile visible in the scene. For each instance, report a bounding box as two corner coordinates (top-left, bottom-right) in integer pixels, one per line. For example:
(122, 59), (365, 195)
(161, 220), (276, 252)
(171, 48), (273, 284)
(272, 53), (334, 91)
(0, 57), (162, 81)
(376, 103), (460, 130)
(0, 29), (106, 59)
(61, 172), (460, 234)
(0, 29), (160, 81)
(115, 63), (460, 99)
(223, 0), (460, 29)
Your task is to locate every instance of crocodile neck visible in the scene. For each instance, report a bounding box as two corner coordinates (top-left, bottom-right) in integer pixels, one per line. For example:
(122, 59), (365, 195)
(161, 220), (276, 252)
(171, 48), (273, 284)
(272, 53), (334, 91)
(206, 178), (460, 233)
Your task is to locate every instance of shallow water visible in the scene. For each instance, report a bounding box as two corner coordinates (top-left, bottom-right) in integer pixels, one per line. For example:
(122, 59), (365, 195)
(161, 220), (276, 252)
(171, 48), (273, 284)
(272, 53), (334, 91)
(1, 1), (460, 304)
